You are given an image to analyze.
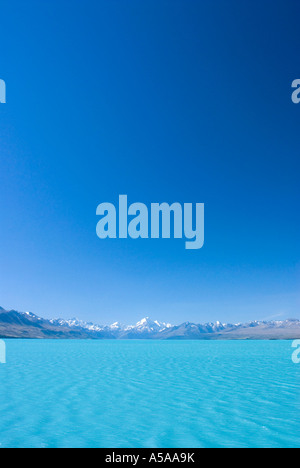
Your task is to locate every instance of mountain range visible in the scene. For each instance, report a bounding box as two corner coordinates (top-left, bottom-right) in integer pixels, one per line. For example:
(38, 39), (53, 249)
(0, 306), (299, 340)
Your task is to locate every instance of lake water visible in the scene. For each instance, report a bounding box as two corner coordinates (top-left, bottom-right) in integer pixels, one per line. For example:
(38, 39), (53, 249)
(0, 340), (299, 448)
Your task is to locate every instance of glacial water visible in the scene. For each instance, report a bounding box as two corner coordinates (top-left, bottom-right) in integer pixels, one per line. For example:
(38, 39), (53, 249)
(0, 340), (299, 448)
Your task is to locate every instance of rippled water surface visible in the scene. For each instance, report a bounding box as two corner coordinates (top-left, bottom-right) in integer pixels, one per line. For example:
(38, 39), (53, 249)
(0, 340), (299, 448)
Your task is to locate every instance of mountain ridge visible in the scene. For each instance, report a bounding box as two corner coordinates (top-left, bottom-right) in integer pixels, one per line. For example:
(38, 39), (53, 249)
(0, 307), (299, 340)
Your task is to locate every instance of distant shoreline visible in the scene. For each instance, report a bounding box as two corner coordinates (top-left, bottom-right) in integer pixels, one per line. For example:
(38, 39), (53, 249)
(1, 337), (299, 341)
(1, 307), (299, 341)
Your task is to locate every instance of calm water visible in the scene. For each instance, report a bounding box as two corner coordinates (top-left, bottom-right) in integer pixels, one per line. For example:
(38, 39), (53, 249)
(0, 340), (299, 448)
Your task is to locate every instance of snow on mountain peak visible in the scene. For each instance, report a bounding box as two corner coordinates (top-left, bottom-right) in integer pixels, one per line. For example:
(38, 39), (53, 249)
(109, 322), (122, 330)
(128, 317), (172, 333)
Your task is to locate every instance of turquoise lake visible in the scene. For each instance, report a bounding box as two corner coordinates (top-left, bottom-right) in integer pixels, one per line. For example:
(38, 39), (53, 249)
(0, 340), (299, 448)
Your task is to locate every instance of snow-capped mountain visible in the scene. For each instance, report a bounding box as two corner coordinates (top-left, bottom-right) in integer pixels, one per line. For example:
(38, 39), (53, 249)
(0, 307), (299, 340)
(50, 317), (105, 332)
(109, 322), (123, 331)
(125, 317), (172, 333)
(21, 311), (42, 321)
(50, 316), (172, 335)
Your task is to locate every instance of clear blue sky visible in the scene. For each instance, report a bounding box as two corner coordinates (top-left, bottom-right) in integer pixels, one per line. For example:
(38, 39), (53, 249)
(0, 0), (299, 325)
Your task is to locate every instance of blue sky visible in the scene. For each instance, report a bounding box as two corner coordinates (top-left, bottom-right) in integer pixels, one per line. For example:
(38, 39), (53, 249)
(0, 0), (299, 325)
